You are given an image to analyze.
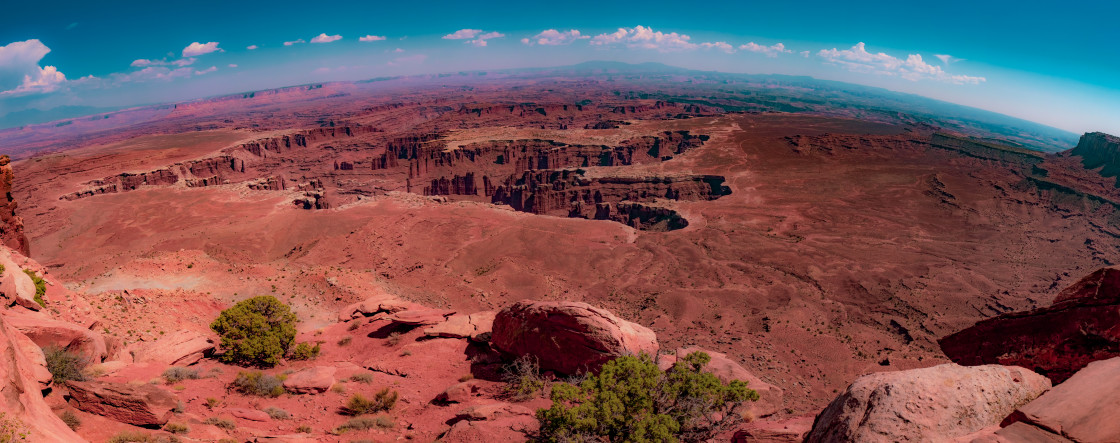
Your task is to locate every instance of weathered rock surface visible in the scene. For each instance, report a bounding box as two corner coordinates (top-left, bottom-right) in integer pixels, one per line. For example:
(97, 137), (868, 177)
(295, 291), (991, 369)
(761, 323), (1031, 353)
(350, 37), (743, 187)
(388, 309), (456, 326)
(1070, 132), (1120, 179)
(3, 309), (106, 362)
(230, 407), (272, 422)
(10, 330), (51, 390)
(338, 292), (425, 321)
(424, 311), (495, 341)
(996, 357), (1120, 442)
(0, 315), (85, 441)
(732, 417), (813, 443)
(282, 366), (336, 394)
(805, 363), (1050, 443)
(437, 380), (479, 404)
(491, 300), (659, 374)
(659, 347), (784, 418)
(66, 380), (179, 427)
(0, 255), (40, 311)
(940, 266), (1120, 383)
(0, 156), (30, 256)
(131, 329), (215, 366)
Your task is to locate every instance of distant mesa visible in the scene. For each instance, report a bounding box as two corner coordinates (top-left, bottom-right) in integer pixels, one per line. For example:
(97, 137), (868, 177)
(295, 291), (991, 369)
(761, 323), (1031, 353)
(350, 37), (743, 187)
(1070, 131), (1120, 179)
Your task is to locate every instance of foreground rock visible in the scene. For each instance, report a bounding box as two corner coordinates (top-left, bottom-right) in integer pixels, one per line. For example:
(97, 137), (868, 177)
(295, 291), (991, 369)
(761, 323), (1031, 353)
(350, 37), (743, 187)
(3, 309), (107, 362)
(658, 347), (784, 419)
(131, 329), (215, 365)
(387, 309), (456, 326)
(996, 357), (1120, 442)
(733, 417), (813, 443)
(805, 363), (1050, 443)
(940, 267), (1120, 383)
(282, 366), (336, 394)
(67, 380), (179, 427)
(0, 254), (40, 311)
(338, 292), (426, 321)
(0, 315), (84, 441)
(491, 300), (658, 374)
(424, 311), (495, 341)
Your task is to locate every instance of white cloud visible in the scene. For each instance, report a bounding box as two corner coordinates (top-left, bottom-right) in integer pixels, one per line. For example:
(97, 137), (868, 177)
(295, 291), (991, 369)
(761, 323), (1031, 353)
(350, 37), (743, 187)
(195, 66), (217, 75)
(934, 54), (964, 65)
(227, 64), (238, 68)
(359, 35), (386, 42)
(0, 39), (68, 95)
(393, 48), (405, 53)
(523, 29), (588, 46)
(247, 45), (258, 50)
(701, 41), (735, 53)
(800, 50), (810, 58)
(739, 42), (791, 57)
(311, 33), (342, 44)
(284, 39), (306, 46)
(113, 66), (195, 82)
(443, 29), (482, 40)
(182, 42), (222, 57)
(818, 42), (986, 85)
(590, 26), (698, 51)
(131, 58), (195, 68)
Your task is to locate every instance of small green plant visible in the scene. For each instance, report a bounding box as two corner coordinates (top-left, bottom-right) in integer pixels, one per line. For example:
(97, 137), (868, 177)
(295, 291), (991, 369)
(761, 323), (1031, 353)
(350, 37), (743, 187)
(58, 410), (81, 431)
(162, 367), (200, 384)
(535, 352), (759, 443)
(163, 423), (189, 434)
(230, 371), (285, 397)
(502, 355), (544, 401)
(342, 388), (398, 416)
(337, 336), (353, 346)
(203, 417), (236, 430)
(262, 406), (290, 420)
(349, 372), (374, 384)
(43, 345), (87, 384)
(335, 414), (393, 433)
(0, 412), (29, 442)
(205, 397), (221, 409)
(23, 270), (46, 308)
(289, 342), (321, 361)
(210, 295), (298, 367)
(296, 424), (312, 433)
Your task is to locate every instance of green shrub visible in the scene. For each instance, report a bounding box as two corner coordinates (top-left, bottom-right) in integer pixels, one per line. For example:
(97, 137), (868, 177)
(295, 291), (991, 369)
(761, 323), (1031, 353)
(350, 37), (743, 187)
(210, 295), (298, 367)
(335, 414), (394, 433)
(58, 410), (81, 431)
(349, 372), (373, 384)
(535, 352), (758, 443)
(337, 336), (352, 346)
(0, 412), (28, 442)
(203, 417), (236, 430)
(43, 345), (87, 384)
(296, 424), (312, 433)
(22, 270), (45, 308)
(262, 406), (290, 420)
(163, 422), (189, 434)
(502, 355), (545, 401)
(289, 342), (320, 361)
(230, 371), (284, 397)
(162, 367), (200, 384)
(342, 388), (398, 416)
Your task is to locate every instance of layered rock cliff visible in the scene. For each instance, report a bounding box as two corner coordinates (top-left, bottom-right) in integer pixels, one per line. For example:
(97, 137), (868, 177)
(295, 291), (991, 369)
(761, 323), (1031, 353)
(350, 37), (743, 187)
(0, 156), (29, 256)
(1069, 132), (1120, 180)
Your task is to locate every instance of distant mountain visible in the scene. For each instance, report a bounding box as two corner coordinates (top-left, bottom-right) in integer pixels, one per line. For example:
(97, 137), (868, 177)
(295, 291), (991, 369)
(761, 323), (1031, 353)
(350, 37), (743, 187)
(0, 105), (124, 129)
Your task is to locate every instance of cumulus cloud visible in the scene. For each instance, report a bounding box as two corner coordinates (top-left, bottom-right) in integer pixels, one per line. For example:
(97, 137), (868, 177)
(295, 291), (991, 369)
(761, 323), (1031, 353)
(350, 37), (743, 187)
(359, 35), (386, 42)
(818, 42), (985, 84)
(590, 26), (703, 51)
(701, 41), (735, 53)
(247, 45), (258, 50)
(739, 42), (792, 57)
(227, 64), (238, 68)
(182, 42), (222, 57)
(800, 50), (810, 58)
(0, 39), (68, 95)
(284, 39), (306, 46)
(311, 33), (342, 44)
(113, 66), (195, 82)
(195, 66), (217, 75)
(934, 54), (964, 65)
(523, 29), (589, 46)
(443, 29), (483, 40)
(131, 57), (195, 68)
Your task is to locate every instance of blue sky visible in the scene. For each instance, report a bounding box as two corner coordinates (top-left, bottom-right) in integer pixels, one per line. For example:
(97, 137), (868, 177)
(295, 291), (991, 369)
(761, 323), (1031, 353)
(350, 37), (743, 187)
(1, 0), (1117, 134)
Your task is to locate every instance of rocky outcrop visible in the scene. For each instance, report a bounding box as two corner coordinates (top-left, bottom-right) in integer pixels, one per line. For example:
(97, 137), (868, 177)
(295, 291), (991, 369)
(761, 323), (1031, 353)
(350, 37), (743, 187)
(0, 156), (29, 256)
(996, 356), (1120, 442)
(1069, 131), (1120, 179)
(338, 292), (425, 321)
(0, 314), (85, 441)
(658, 347), (784, 419)
(929, 133), (1044, 167)
(3, 310), (107, 362)
(424, 311), (495, 341)
(0, 254), (40, 311)
(442, 402), (537, 443)
(61, 155), (246, 201)
(66, 380), (179, 427)
(130, 330), (215, 366)
(282, 366), (336, 394)
(939, 267), (1120, 383)
(491, 300), (659, 375)
(805, 363), (1050, 443)
(387, 309), (456, 326)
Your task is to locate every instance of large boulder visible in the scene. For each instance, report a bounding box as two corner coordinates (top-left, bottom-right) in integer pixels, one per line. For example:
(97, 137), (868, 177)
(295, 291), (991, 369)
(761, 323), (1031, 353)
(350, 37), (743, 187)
(3, 309), (107, 362)
(424, 311), (496, 341)
(805, 363), (1050, 443)
(0, 315), (85, 441)
(131, 330), (215, 366)
(659, 347), (784, 419)
(387, 309), (456, 326)
(491, 300), (658, 375)
(995, 356), (1120, 442)
(66, 380), (179, 427)
(0, 255), (40, 311)
(940, 267), (1120, 383)
(282, 366), (336, 394)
